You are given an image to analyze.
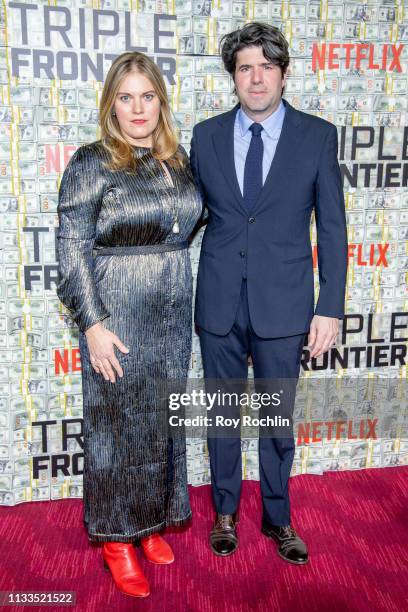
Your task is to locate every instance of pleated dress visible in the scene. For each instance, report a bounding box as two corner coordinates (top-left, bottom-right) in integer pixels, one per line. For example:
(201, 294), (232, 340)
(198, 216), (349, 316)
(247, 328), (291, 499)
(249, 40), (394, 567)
(56, 141), (202, 542)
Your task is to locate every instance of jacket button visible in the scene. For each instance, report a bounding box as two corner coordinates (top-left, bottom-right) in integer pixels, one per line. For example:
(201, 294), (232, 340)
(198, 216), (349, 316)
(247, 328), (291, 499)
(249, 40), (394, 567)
(239, 251), (246, 258)
(249, 217), (255, 223)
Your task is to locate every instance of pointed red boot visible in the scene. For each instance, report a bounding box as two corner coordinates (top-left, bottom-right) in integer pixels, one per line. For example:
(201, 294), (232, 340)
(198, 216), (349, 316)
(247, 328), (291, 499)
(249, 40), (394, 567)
(102, 542), (150, 598)
(140, 533), (175, 564)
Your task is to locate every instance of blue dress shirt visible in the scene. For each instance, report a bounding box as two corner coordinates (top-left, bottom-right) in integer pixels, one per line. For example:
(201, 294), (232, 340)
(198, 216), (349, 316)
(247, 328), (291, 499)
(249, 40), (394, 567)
(234, 99), (286, 196)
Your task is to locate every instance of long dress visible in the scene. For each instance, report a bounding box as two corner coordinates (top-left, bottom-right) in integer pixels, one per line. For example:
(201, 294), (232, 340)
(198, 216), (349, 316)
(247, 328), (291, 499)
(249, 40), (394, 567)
(56, 141), (202, 542)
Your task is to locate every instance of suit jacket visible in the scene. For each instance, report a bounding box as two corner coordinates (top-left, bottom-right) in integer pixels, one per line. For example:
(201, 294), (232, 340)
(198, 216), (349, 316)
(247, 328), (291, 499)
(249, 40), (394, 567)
(190, 97), (348, 338)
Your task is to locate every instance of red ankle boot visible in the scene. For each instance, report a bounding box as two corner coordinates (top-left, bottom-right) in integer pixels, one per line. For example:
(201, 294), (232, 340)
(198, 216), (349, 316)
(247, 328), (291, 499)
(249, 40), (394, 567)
(140, 533), (175, 564)
(102, 542), (150, 598)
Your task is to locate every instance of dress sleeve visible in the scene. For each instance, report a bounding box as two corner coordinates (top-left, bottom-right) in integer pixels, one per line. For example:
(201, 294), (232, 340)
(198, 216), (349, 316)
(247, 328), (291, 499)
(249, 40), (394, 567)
(56, 145), (110, 333)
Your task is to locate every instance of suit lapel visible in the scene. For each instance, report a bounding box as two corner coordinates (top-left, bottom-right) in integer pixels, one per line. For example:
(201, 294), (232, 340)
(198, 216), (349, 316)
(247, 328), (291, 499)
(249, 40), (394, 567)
(252, 98), (302, 214)
(212, 104), (248, 215)
(211, 98), (302, 215)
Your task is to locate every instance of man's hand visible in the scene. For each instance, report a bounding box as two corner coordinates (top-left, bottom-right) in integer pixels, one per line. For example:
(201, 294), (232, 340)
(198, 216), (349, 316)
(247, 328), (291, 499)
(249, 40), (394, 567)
(308, 315), (339, 358)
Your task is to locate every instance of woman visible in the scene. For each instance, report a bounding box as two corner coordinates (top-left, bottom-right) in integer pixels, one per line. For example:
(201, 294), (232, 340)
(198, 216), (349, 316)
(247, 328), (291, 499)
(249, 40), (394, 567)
(56, 51), (202, 598)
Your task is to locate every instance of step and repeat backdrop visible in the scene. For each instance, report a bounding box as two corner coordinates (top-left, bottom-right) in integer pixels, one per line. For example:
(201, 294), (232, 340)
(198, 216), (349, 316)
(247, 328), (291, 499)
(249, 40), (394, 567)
(0, 0), (407, 506)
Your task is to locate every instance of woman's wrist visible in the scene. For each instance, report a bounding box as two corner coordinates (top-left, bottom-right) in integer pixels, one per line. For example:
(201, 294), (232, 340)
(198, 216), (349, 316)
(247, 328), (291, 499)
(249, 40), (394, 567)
(85, 321), (104, 336)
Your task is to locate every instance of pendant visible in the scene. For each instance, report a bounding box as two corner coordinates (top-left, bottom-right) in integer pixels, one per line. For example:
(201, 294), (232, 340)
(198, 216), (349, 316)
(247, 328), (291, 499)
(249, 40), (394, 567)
(172, 221), (180, 234)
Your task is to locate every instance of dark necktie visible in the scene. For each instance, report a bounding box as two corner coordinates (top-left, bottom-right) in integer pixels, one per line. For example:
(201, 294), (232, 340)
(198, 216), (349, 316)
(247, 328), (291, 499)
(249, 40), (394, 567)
(243, 122), (264, 210)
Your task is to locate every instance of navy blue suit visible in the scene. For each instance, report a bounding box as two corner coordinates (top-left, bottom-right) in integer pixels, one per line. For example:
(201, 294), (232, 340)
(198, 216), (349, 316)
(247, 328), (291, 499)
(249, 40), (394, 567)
(190, 98), (348, 338)
(190, 98), (348, 525)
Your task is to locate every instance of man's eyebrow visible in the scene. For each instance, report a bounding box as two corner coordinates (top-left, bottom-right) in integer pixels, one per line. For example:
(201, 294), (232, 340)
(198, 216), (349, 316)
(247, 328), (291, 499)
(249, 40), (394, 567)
(237, 62), (275, 68)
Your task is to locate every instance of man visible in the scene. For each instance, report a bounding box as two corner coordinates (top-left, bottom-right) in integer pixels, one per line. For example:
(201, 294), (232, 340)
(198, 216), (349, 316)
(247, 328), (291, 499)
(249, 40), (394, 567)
(189, 22), (348, 564)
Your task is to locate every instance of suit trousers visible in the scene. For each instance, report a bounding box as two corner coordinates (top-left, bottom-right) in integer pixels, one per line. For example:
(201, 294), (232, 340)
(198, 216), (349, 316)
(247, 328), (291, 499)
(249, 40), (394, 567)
(198, 279), (306, 526)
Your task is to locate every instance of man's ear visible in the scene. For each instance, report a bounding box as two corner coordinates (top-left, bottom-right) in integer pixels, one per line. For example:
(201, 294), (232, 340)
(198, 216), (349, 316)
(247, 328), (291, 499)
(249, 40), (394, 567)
(281, 69), (288, 96)
(231, 72), (236, 96)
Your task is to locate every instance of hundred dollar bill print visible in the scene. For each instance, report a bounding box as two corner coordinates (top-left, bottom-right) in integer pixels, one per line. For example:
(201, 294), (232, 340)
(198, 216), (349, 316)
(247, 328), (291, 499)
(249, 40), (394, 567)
(0, 0), (407, 505)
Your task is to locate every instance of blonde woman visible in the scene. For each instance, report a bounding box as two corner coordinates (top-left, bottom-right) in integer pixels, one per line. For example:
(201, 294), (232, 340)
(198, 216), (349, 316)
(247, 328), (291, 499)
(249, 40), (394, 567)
(56, 52), (202, 598)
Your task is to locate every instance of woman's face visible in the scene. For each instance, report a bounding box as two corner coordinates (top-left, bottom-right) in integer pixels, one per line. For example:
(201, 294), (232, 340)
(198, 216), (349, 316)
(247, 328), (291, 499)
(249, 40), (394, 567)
(113, 70), (161, 147)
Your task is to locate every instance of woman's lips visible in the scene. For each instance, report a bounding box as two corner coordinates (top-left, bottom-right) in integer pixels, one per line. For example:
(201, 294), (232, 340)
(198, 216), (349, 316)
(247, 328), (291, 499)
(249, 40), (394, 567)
(131, 120), (147, 125)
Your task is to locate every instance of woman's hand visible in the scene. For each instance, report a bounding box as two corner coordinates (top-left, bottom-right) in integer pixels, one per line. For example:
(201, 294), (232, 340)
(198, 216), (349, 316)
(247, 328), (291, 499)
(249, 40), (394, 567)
(85, 322), (130, 383)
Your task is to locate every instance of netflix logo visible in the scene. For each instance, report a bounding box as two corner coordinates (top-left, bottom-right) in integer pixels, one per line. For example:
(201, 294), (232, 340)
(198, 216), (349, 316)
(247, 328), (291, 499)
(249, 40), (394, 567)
(312, 43), (404, 72)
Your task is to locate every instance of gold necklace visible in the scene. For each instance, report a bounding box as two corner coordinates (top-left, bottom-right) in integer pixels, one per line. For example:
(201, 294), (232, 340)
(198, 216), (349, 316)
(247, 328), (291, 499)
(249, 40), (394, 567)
(136, 149), (181, 235)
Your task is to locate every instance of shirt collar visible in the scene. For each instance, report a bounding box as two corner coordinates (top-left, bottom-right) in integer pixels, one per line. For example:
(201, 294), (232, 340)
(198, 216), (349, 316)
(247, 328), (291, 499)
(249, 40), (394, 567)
(238, 99), (285, 139)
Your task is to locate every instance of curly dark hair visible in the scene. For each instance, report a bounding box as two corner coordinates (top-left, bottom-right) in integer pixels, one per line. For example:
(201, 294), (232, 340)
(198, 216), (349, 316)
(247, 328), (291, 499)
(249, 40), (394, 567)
(220, 22), (290, 89)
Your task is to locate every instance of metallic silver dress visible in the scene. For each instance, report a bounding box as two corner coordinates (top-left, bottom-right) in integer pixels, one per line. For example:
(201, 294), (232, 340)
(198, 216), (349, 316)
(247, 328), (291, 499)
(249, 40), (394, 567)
(56, 141), (202, 542)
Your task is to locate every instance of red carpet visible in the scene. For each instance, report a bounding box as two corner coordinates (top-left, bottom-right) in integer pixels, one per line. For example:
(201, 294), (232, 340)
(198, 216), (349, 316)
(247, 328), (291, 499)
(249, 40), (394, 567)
(1, 467), (407, 612)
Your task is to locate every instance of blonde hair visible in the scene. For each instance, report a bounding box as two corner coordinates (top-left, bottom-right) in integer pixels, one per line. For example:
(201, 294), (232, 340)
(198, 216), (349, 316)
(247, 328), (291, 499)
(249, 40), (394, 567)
(99, 51), (185, 172)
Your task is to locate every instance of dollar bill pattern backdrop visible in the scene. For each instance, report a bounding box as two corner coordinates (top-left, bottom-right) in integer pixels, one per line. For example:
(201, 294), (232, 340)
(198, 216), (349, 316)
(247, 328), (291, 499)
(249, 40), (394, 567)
(0, 0), (407, 505)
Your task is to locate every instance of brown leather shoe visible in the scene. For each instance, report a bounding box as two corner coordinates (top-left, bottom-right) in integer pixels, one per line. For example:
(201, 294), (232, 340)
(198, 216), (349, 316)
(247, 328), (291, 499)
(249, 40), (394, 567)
(261, 518), (308, 565)
(210, 513), (239, 556)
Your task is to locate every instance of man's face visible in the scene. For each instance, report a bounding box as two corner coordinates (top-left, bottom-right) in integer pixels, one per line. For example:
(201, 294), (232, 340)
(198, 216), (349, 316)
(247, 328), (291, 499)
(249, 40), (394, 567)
(233, 45), (287, 121)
